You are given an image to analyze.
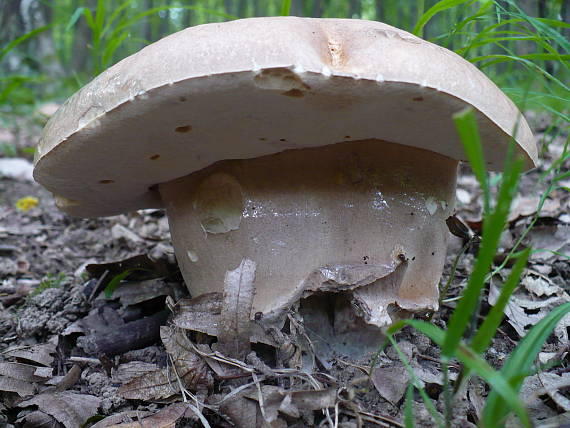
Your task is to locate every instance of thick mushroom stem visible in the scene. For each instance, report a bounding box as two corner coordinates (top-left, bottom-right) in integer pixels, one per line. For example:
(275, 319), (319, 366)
(159, 140), (457, 325)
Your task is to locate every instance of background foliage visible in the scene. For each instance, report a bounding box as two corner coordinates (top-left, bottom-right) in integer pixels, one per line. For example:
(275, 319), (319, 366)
(1, 0), (569, 122)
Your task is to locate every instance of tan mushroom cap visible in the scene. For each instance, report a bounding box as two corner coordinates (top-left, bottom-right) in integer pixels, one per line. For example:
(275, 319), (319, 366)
(34, 16), (537, 218)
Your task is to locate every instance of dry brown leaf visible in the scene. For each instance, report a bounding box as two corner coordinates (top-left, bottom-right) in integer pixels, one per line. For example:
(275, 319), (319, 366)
(160, 326), (213, 390)
(508, 196), (560, 222)
(111, 361), (159, 384)
(245, 385), (337, 422)
(117, 367), (180, 401)
(4, 343), (56, 366)
(0, 375), (35, 397)
(371, 364), (409, 404)
(489, 279), (570, 337)
(16, 409), (60, 427)
(171, 293), (276, 346)
(90, 410), (153, 428)
(538, 372), (570, 412)
(55, 364), (82, 392)
(0, 361), (51, 382)
(221, 392), (259, 428)
(529, 224), (570, 261)
(218, 259), (256, 361)
(171, 293), (222, 336)
(18, 391), (101, 428)
(111, 279), (174, 306)
(118, 329), (212, 401)
(92, 403), (188, 428)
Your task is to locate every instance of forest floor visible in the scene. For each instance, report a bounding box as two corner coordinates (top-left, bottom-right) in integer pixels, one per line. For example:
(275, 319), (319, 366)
(0, 110), (568, 427)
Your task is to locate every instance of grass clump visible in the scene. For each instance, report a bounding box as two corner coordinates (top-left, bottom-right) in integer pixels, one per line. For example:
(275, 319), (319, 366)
(30, 272), (67, 298)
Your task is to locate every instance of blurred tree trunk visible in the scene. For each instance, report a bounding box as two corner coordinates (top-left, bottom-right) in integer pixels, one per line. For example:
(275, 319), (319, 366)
(291, 0), (304, 17)
(375, 0), (383, 21)
(184, 0), (196, 27)
(253, 0), (263, 16)
(224, 0), (235, 16)
(237, 0), (247, 17)
(348, 0), (361, 18)
(312, 0), (323, 17)
(20, 0), (64, 85)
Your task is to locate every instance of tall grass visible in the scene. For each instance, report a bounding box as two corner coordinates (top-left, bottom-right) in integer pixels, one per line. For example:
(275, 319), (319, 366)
(387, 108), (570, 427)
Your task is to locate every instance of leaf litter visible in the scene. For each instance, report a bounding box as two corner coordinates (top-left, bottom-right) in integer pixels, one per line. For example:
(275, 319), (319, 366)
(0, 116), (568, 426)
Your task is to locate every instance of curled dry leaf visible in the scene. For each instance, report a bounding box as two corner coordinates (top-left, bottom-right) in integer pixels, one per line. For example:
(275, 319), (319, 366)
(91, 403), (188, 428)
(18, 391), (101, 428)
(16, 410), (59, 427)
(4, 343), (56, 366)
(117, 367), (180, 401)
(160, 326), (213, 390)
(218, 259), (256, 361)
(0, 376), (35, 397)
(111, 361), (159, 384)
(110, 278), (175, 306)
(171, 292), (276, 346)
(118, 327), (212, 401)
(371, 364), (410, 404)
(489, 278), (570, 337)
(244, 385), (338, 423)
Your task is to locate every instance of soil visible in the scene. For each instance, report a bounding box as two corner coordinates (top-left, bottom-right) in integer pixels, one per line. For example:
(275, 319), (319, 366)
(0, 111), (568, 427)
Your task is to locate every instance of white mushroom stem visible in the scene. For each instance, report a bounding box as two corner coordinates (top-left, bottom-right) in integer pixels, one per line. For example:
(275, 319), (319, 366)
(159, 140), (457, 325)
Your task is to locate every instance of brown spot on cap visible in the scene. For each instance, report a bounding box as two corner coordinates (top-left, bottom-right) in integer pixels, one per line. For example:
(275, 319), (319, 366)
(175, 125), (192, 133)
(282, 89), (305, 98)
(412, 97), (424, 101)
(179, 96), (187, 102)
(149, 154), (160, 160)
(99, 179), (114, 184)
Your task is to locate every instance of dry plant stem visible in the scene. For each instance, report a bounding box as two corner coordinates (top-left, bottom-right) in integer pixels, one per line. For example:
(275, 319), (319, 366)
(159, 140), (457, 320)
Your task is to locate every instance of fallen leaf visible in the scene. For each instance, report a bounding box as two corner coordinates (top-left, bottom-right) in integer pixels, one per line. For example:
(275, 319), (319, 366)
(0, 375), (35, 397)
(117, 368), (179, 401)
(171, 293), (275, 346)
(218, 259), (256, 361)
(0, 362), (51, 383)
(92, 403), (188, 428)
(371, 364), (410, 404)
(90, 411), (153, 428)
(16, 410), (60, 427)
(4, 343), (56, 366)
(109, 278), (175, 306)
(160, 326), (213, 390)
(112, 361), (159, 384)
(18, 391), (101, 428)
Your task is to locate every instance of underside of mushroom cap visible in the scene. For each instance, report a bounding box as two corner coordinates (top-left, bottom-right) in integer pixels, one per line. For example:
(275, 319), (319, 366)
(34, 16), (536, 218)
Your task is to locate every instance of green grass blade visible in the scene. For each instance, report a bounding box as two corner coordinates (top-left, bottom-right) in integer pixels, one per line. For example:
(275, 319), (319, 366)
(413, 0), (475, 37)
(0, 25), (50, 63)
(280, 0), (292, 16)
(104, 269), (134, 298)
(443, 109), (524, 358)
(453, 108), (491, 216)
(65, 7), (86, 31)
(388, 335), (444, 427)
(481, 302), (570, 426)
(471, 248), (530, 353)
(404, 383), (415, 428)
(388, 320), (530, 426)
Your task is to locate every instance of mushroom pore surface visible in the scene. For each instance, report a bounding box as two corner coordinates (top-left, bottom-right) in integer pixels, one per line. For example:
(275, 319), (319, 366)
(159, 140), (457, 324)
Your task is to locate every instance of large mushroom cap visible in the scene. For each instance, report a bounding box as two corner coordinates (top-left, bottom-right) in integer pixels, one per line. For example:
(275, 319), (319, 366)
(34, 16), (536, 218)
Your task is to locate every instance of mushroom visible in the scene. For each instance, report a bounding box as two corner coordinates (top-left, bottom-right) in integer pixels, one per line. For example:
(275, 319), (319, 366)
(34, 17), (536, 334)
